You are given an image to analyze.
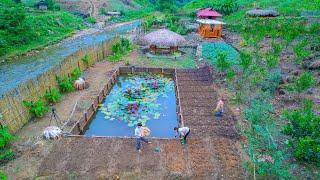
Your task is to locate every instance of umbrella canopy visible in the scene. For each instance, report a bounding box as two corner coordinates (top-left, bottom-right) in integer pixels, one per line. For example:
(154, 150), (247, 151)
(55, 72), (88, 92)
(197, 8), (222, 18)
(196, 19), (226, 25)
(142, 29), (186, 47)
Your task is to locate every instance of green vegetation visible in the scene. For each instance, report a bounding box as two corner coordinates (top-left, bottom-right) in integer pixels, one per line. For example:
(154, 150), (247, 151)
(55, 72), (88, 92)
(56, 67), (82, 92)
(200, 0), (320, 178)
(202, 42), (239, 65)
(109, 38), (133, 62)
(56, 75), (75, 93)
(184, 0), (239, 14)
(86, 16), (96, 24)
(283, 99), (320, 164)
(0, 0), (84, 58)
(44, 88), (62, 103)
(70, 67), (82, 81)
(293, 40), (312, 64)
(243, 98), (290, 178)
(216, 52), (231, 73)
(81, 54), (92, 66)
(23, 98), (49, 118)
(0, 171), (7, 180)
(0, 126), (15, 164)
(128, 54), (196, 69)
(285, 72), (316, 93)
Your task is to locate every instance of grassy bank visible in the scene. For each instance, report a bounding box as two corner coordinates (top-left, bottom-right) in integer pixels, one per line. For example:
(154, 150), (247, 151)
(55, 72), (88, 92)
(0, 1), (84, 59)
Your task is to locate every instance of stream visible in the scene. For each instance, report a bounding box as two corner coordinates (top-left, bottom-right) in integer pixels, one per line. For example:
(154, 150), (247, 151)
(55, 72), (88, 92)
(0, 20), (141, 95)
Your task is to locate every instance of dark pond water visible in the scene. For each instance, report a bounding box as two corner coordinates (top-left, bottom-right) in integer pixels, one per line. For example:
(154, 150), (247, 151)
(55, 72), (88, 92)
(84, 74), (178, 138)
(0, 20), (141, 95)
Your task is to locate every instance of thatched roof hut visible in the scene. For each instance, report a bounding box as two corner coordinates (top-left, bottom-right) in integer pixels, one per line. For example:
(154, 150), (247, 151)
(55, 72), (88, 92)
(143, 29), (186, 47)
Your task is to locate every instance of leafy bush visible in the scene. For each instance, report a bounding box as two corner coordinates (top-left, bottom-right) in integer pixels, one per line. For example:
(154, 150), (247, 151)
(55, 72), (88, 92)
(109, 38), (132, 62)
(218, 0), (239, 15)
(109, 54), (123, 62)
(0, 171), (7, 180)
(266, 54), (279, 68)
(239, 51), (252, 71)
(23, 98), (49, 118)
(283, 99), (320, 163)
(260, 69), (282, 94)
(45, 0), (60, 11)
(81, 54), (92, 65)
(285, 72), (316, 93)
(44, 88), (62, 103)
(293, 40), (311, 64)
(0, 149), (15, 163)
(99, 7), (107, 15)
(70, 67), (81, 81)
(56, 75), (74, 93)
(216, 52), (231, 72)
(0, 126), (15, 150)
(86, 16), (96, 24)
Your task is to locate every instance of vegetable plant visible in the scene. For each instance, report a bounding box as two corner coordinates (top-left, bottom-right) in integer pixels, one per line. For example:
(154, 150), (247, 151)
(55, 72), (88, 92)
(70, 67), (81, 81)
(285, 72), (316, 93)
(216, 52), (231, 73)
(283, 99), (320, 163)
(56, 75), (74, 93)
(23, 98), (49, 118)
(44, 88), (62, 103)
(81, 54), (92, 65)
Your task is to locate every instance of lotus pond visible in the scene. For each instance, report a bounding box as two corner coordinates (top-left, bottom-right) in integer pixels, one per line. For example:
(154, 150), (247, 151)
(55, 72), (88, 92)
(84, 73), (178, 138)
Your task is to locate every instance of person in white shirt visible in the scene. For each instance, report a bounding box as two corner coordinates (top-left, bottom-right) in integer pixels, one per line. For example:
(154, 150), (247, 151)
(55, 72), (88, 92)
(135, 122), (151, 152)
(174, 126), (190, 144)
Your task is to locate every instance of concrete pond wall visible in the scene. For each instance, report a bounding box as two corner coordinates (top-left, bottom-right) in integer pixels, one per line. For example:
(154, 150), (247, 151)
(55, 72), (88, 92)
(0, 38), (119, 133)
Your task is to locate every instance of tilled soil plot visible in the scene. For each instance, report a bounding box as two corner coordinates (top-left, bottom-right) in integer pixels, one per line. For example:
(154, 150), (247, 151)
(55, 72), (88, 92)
(37, 137), (242, 179)
(37, 67), (243, 179)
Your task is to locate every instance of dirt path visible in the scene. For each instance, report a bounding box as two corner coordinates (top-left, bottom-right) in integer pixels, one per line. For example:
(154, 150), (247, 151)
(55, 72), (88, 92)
(0, 61), (123, 179)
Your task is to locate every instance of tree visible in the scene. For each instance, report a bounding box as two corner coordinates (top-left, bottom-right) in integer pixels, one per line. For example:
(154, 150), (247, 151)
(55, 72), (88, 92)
(157, 0), (177, 13)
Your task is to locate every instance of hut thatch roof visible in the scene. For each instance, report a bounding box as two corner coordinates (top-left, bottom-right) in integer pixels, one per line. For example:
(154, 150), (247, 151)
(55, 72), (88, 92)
(142, 29), (186, 47)
(246, 9), (279, 17)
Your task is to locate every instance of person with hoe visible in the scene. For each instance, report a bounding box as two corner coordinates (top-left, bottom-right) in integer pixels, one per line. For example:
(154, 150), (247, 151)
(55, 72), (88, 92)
(174, 126), (190, 145)
(135, 122), (151, 153)
(214, 96), (225, 118)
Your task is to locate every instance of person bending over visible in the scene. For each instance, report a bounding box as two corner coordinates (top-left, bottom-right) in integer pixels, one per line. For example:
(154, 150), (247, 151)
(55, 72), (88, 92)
(174, 126), (190, 145)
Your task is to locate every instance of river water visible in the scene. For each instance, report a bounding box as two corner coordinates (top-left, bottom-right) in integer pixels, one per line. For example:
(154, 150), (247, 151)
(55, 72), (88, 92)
(0, 20), (141, 95)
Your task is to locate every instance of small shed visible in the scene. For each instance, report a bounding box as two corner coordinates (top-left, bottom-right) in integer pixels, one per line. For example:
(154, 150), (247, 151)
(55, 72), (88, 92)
(197, 8), (222, 19)
(196, 19), (225, 38)
(35, 0), (48, 10)
(142, 29), (186, 54)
